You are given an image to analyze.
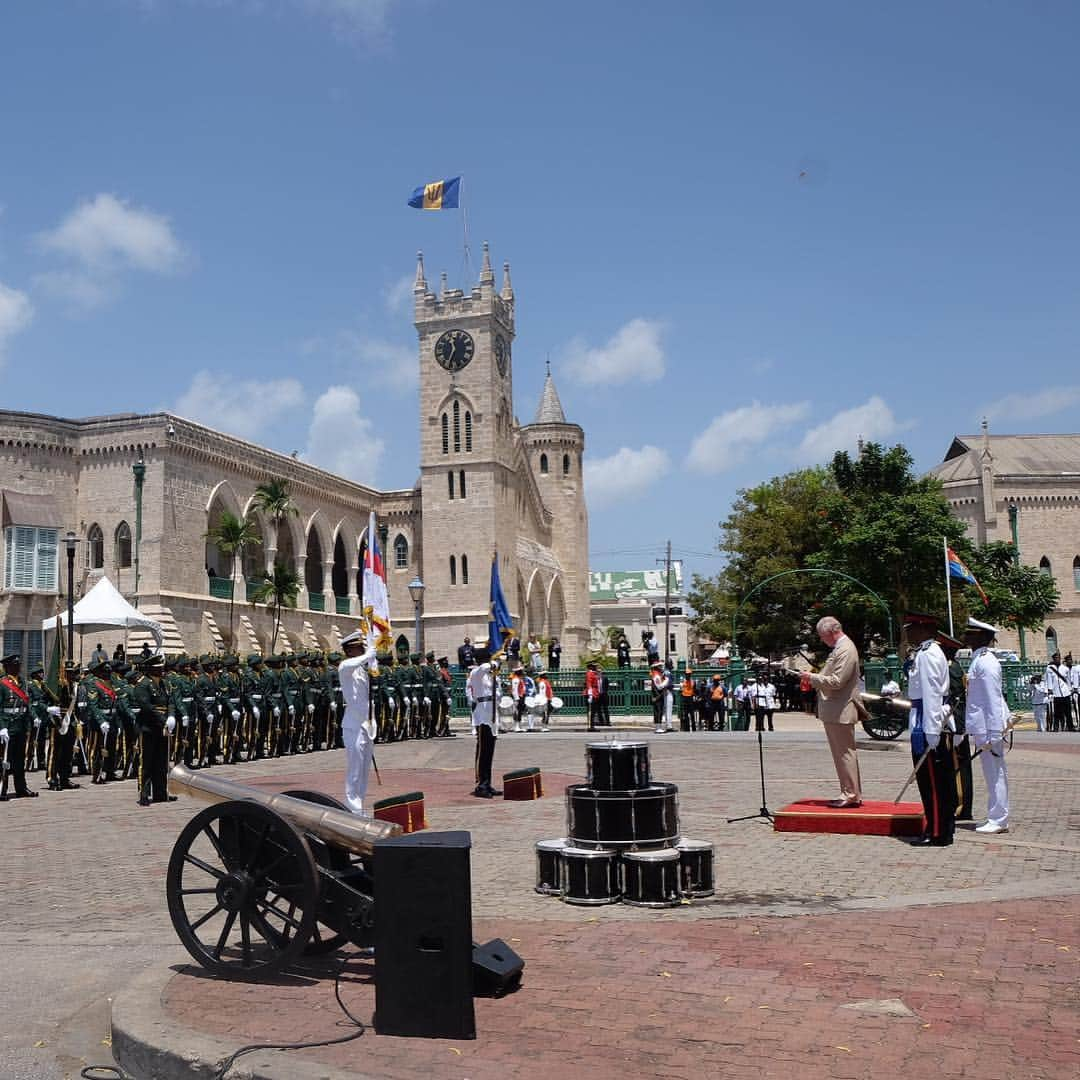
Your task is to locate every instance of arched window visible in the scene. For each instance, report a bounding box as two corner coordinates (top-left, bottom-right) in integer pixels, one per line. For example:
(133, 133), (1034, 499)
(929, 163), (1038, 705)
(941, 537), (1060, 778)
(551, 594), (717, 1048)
(441, 413), (449, 454)
(461, 554), (469, 585)
(453, 400), (461, 452)
(394, 534), (408, 569)
(115, 521), (132, 569)
(563, 453), (571, 476)
(449, 555), (457, 586)
(1046, 626), (1059, 658)
(1040, 556), (1053, 577)
(459, 470), (466, 498)
(465, 411), (472, 451)
(1074, 556), (1080, 591)
(86, 524), (104, 570)
(448, 471), (455, 500)
(540, 453), (548, 474)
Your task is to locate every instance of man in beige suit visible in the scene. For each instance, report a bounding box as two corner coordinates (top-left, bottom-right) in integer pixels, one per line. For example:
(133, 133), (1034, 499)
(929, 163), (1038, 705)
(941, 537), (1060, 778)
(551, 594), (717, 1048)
(808, 615), (863, 807)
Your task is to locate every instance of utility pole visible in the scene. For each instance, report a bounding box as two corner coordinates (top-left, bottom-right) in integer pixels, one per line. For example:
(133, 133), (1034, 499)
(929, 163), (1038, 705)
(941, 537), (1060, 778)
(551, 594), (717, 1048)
(656, 540), (673, 663)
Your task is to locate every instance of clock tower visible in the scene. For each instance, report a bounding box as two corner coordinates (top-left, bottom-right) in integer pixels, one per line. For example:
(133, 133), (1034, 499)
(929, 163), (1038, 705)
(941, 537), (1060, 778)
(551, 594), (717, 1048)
(414, 243), (518, 654)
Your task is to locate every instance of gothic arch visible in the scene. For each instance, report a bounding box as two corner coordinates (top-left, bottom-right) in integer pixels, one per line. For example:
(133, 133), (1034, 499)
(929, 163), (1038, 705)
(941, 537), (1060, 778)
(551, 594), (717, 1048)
(86, 523), (104, 570)
(205, 479), (242, 517)
(206, 482), (244, 580)
(526, 569), (547, 638)
(433, 388), (478, 419)
(546, 576), (566, 642)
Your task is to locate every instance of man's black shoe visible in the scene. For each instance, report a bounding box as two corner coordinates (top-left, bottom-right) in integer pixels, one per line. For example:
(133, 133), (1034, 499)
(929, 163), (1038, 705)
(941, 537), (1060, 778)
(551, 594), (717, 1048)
(472, 786), (493, 799)
(14, 789), (39, 798)
(484, 785), (503, 797)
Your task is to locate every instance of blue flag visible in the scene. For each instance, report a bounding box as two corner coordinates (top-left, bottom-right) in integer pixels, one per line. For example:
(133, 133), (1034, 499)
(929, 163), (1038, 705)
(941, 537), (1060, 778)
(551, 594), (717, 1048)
(488, 553), (514, 650)
(408, 176), (461, 210)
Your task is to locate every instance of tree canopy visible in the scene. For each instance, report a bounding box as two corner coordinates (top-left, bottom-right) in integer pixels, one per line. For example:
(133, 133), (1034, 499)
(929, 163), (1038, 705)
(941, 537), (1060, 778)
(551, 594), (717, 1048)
(689, 442), (1058, 657)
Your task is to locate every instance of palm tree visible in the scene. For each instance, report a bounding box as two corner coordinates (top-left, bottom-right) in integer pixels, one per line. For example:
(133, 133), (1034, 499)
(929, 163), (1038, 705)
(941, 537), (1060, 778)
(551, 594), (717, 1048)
(251, 560), (301, 654)
(252, 477), (298, 554)
(204, 510), (262, 648)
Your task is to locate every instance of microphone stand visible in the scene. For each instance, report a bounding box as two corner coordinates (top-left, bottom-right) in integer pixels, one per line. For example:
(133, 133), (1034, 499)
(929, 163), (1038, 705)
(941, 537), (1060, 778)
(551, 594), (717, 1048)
(727, 724), (773, 824)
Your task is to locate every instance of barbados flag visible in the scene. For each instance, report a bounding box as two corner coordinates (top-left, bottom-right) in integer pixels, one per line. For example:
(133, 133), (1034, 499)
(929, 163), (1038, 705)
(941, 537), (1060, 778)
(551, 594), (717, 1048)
(947, 546), (988, 605)
(408, 176), (460, 210)
(488, 553), (514, 651)
(362, 511), (393, 650)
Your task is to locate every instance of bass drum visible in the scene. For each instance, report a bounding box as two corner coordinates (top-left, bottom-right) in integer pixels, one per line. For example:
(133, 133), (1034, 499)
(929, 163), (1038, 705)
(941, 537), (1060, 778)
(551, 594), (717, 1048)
(586, 741), (651, 791)
(621, 848), (681, 908)
(566, 782), (680, 850)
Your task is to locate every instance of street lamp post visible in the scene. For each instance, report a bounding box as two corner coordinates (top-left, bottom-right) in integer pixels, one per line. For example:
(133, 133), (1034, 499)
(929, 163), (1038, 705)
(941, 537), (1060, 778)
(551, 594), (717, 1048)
(408, 577), (425, 654)
(64, 531), (78, 660)
(132, 455), (146, 603)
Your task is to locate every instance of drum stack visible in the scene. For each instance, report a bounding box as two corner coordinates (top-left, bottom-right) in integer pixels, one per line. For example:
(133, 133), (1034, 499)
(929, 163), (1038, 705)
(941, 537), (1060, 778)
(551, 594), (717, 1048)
(534, 741), (715, 908)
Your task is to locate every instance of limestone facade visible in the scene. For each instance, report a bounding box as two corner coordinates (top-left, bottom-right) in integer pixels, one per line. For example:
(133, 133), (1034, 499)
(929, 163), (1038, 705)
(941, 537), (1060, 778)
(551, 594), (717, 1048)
(930, 426), (1080, 661)
(0, 246), (590, 666)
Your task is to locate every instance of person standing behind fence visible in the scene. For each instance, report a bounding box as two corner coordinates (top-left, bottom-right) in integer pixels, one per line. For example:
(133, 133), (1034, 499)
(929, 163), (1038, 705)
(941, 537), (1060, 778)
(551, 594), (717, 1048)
(705, 674), (727, 730)
(1029, 674), (1047, 732)
(680, 669), (697, 732)
(753, 673), (776, 732)
(1045, 652), (1072, 732)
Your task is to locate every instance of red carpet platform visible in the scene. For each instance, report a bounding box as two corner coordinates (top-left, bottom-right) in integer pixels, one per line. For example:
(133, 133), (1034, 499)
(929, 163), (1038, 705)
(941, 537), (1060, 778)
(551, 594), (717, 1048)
(774, 798), (925, 837)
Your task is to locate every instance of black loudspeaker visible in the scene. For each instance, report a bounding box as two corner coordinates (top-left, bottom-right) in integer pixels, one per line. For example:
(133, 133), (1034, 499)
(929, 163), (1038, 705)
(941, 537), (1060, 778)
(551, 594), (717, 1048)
(373, 830), (476, 1039)
(472, 938), (524, 997)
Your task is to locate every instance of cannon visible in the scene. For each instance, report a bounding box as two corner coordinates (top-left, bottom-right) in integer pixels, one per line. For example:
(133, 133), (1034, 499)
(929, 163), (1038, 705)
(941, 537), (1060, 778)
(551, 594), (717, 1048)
(859, 692), (910, 741)
(165, 764), (402, 981)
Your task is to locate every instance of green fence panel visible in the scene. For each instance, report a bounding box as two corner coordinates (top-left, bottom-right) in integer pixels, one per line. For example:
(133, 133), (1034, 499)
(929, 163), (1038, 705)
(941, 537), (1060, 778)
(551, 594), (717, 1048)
(308, 592), (325, 612)
(209, 578), (233, 600)
(335, 596), (351, 616)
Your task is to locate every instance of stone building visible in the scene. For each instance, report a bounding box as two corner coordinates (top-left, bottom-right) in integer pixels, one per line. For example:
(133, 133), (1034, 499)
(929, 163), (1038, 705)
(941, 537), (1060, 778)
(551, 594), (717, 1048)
(930, 423), (1080, 661)
(0, 245), (591, 666)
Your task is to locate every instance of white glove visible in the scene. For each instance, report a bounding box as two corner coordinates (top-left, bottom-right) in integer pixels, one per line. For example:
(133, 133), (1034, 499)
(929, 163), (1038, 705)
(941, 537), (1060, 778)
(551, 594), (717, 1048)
(926, 733), (940, 750)
(252, 706), (261, 721)
(411, 697), (419, 708)
(273, 706), (281, 719)
(34, 717), (41, 729)
(100, 721), (110, 736)
(307, 703), (315, 715)
(941, 704), (953, 721)
(217, 704), (223, 716)
(182, 716), (190, 728)
(231, 710), (241, 722)
(166, 717), (177, 734)
(288, 704), (295, 716)
(423, 697), (431, 707)
(388, 698), (396, 712)
(0, 728), (7, 743)
(329, 702), (337, 714)
(47, 705), (62, 718)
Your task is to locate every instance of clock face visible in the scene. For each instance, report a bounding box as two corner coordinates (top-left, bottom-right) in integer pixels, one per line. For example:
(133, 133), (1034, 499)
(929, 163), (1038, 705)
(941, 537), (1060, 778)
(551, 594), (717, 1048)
(495, 335), (509, 376)
(434, 329), (475, 373)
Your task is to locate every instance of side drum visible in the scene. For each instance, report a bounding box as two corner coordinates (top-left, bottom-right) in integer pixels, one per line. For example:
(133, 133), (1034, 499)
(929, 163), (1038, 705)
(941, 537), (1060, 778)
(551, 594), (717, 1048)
(560, 846), (620, 906)
(566, 782), (679, 850)
(621, 848), (681, 908)
(535, 838), (566, 896)
(585, 741), (651, 791)
(675, 838), (715, 898)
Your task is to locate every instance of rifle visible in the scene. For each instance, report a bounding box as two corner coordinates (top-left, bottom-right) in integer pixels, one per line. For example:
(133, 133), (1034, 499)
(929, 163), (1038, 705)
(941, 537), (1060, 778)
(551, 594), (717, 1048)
(0, 738), (10, 801)
(93, 727), (110, 784)
(74, 722), (90, 774)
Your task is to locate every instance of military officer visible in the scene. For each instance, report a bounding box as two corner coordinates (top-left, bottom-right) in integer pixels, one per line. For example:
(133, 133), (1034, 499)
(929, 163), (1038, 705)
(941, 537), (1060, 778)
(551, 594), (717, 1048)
(338, 629), (379, 814)
(1, 653), (39, 798)
(131, 653), (176, 805)
(404, 653), (424, 740)
(904, 613), (956, 847)
(47, 662), (81, 791)
(326, 652), (344, 749)
(194, 655), (221, 767)
(280, 654), (302, 754)
(86, 659), (120, 783)
(963, 617), (1012, 834)
(219, 656), (244, 763)
(264, 654), (287, 756)
(421, 652), (441, 739)
(242, 653), (266, 759)
(467, 647), (502, 798)
(26, 662), (56, 773)
(436, 656), (455, 737)
(111, 662), (139, 779)
(937, 631), (973, 821)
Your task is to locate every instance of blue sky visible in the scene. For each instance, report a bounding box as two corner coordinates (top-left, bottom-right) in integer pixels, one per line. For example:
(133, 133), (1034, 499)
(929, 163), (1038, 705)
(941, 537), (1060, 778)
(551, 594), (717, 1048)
(2, 1), (1078, 584)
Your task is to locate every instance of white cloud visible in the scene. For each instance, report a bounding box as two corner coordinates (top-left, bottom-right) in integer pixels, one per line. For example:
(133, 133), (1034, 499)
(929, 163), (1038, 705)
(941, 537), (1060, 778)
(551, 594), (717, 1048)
(686, 400), (811, 473)
(0, 282), (33, 365)
(382, 273), (414, 314)
(584, 445), (671, 509)
(174, 371), (305, 441)
(562, 318), (665, 385)
(39, 193), (184, 273)
(796, 396), (904, 463)
(982, 386), (1080, 424)
(36, 193), (186, 310)
(303, 330), (415, 390)
(305, 385), (385, 484)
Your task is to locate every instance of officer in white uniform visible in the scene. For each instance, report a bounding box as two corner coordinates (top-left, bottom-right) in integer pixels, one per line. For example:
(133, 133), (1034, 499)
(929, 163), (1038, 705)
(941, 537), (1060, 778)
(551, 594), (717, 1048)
(467, 647), (502, 798)
(338, 628), (378, 815)
(963, 617), (1012, 834)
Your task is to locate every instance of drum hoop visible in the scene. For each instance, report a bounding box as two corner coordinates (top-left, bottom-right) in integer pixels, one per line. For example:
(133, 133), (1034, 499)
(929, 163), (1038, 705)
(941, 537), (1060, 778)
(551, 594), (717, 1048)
(622, 848), (681, 863)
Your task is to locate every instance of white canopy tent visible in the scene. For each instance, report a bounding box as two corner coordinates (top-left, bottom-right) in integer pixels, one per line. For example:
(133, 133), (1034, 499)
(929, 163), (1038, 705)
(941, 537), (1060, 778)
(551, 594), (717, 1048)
(43, 576), (164, 648)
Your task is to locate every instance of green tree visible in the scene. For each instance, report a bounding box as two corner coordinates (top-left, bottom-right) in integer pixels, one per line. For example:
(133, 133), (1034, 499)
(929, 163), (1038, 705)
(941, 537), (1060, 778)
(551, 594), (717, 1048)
(688, 467), (833, 657)
(204, 510), (262, 649)
(252, 477), (298, 552)
(251, 560), (301, 654)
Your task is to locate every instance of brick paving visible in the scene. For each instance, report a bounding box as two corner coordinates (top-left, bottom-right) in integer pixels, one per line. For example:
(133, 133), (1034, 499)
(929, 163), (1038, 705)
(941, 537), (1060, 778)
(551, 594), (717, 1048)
(1, 717), (1078, 1078)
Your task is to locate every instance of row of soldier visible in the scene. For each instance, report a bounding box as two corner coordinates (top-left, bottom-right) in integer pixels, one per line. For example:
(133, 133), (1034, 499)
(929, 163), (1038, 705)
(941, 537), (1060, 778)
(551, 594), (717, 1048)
(1, 647), (457, 805)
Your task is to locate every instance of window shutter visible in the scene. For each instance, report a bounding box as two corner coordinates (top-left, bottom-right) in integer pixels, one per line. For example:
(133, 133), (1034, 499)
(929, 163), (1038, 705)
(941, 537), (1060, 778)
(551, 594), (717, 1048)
(36, 529), (58, 590)
(13, 527), (36, 590)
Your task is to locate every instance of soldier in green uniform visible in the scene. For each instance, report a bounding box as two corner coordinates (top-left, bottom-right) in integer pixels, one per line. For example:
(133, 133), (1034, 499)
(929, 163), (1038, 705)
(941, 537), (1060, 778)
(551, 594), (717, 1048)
(402, 653), (422, 740)
(421, 652), (441, 739)
(279, 654), (301, 754)
(263, 655), (287, 757)
(326, 652), (344, 749)
(0, 653), (39, 798)
(26, 662), (56, 772)
(242, 653), (266, 760)
(219, 656), (244, 763)
(47, 662), (81, 791)
(295, 653), (317, 752)
(111, 662), (139, 779)
(436, 656), (455, 737)
(193, 655), (220, 767)
(131, 654), (176, 806)
(86, 659), (120, 783)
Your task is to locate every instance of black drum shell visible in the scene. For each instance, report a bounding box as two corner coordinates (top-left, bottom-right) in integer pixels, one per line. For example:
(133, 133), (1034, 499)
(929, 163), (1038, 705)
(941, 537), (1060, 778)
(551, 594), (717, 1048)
(620, 847), (682, 908)
(534, 838), (567, 896)
(585, 741), (651, 791)
(675, 838), (715, 898)
(559, 845), (620, 906)
(566, 782), (680, 850)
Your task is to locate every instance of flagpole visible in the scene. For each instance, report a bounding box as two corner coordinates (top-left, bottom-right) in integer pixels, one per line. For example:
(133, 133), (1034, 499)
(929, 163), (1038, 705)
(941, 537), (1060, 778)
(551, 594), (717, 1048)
(460, 174), (472, 282)
(943, 537), (955, 638)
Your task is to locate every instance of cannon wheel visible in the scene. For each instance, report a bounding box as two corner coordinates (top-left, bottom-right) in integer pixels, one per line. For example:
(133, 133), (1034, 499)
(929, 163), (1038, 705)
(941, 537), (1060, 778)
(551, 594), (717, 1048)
(281, 789), (361, 956)
(166, 800), (319, 979)
(861, 712), (906, 741)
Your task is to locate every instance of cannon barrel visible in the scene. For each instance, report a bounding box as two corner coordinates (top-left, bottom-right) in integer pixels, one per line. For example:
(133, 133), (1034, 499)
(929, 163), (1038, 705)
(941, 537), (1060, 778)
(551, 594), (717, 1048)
(860, 691), (913, 713)
(167, 764), (401, 856)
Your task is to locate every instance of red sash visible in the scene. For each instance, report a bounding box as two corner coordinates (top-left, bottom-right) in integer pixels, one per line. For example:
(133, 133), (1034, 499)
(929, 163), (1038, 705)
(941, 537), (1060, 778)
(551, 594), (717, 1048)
(95, 679), (117, 701)
(1, 675), (29, 704)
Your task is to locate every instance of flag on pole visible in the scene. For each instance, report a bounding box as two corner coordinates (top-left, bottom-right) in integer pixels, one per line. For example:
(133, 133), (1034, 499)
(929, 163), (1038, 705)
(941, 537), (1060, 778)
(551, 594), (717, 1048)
(362, 512), (393, 650)
(488, 552), (514, 652)
(46, 613), (63, 696)
(408, 176), (461, 210)
(946, 546), (988, 605)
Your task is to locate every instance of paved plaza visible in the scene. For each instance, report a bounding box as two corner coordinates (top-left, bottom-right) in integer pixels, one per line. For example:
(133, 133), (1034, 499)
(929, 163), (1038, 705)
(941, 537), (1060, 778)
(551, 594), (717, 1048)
(2, 714), (1078, 1079)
